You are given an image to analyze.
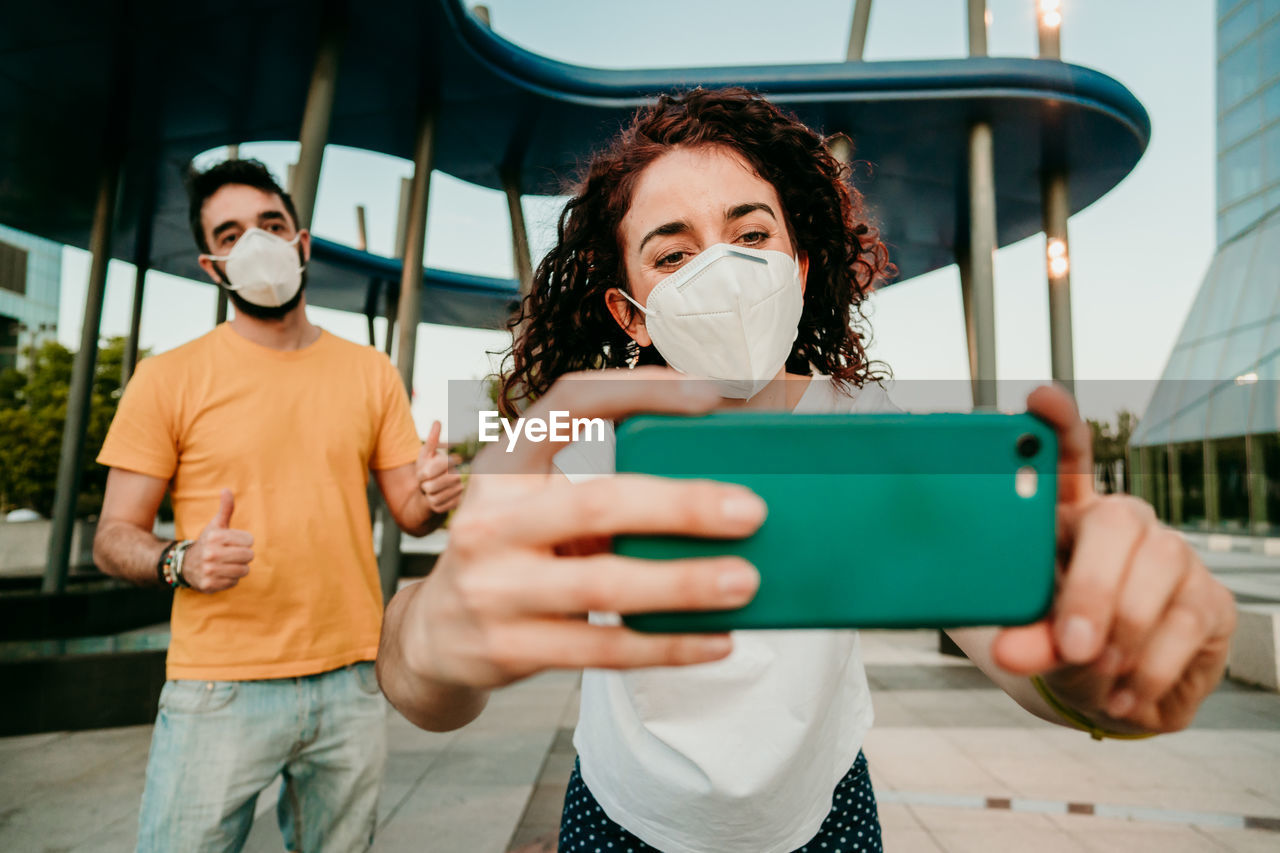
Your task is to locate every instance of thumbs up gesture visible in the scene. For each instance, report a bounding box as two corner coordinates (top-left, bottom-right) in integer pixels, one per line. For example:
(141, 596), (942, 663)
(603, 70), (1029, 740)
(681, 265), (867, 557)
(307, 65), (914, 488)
(417, 421), (464, 515)
(183, 489), (255, 593)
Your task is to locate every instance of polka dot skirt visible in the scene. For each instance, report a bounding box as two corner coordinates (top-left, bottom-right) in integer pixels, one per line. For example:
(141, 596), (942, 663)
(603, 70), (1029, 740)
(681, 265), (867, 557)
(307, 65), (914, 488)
(558, 751), (883, 853)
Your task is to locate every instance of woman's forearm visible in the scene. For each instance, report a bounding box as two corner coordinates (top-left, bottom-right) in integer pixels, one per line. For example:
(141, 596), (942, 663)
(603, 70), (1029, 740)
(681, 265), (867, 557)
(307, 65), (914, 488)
(376, 578), (490, 732)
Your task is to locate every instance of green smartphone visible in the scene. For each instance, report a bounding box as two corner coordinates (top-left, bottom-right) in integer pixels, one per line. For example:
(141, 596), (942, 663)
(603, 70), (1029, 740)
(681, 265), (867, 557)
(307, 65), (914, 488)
(615, 411), (1058, 632)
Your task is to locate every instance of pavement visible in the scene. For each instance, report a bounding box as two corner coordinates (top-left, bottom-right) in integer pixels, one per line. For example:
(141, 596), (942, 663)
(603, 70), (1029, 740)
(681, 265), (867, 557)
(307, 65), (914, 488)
(2, 543), (1279, 852)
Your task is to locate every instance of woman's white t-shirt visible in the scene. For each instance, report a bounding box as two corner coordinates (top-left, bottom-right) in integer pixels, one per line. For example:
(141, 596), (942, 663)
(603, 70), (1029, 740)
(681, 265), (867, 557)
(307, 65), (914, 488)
(553, 377), (895, 853)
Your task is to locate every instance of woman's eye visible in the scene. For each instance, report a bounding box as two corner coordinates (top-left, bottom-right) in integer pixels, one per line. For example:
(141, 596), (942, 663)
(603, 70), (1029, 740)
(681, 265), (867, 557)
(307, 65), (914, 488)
(738, 230), (768, 245)
(656, 251), (686, 268)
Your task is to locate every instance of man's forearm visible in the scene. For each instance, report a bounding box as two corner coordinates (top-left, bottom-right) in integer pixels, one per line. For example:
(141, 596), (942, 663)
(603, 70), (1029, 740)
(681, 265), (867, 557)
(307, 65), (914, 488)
(395, 493), (448, 537)
(376, 579), (489, 731)
(93, 520), (169, 587)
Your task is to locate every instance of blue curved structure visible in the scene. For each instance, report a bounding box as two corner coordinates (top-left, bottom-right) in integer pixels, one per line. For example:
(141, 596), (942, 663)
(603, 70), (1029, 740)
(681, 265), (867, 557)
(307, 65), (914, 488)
(0, 0), (1149, 329)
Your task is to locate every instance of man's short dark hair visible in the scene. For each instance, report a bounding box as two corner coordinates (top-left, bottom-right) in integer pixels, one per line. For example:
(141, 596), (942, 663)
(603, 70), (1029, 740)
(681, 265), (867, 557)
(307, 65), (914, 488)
(184, 158), (300, 253)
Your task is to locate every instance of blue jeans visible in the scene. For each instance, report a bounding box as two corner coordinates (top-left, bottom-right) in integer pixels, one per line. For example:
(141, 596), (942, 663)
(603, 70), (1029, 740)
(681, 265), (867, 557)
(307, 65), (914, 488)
(136, 662), (387, 853)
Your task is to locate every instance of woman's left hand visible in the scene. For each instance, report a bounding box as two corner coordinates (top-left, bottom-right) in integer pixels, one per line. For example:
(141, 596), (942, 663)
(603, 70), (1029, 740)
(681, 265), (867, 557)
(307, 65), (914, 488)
(991, 385), (1237, 734)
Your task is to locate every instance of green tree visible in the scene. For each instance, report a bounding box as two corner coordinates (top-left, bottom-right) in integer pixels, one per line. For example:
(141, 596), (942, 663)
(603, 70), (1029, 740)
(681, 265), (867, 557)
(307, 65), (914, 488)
(0, 338), (137, 517)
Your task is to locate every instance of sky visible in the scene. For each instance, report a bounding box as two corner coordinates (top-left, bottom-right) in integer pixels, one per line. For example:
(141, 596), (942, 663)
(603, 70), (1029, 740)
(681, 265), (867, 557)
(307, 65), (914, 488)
(54, 0), (1217, 436)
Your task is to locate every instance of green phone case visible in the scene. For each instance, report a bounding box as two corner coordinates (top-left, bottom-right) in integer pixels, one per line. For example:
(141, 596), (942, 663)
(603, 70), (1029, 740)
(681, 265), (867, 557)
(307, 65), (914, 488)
(615, 411), (1058, 632)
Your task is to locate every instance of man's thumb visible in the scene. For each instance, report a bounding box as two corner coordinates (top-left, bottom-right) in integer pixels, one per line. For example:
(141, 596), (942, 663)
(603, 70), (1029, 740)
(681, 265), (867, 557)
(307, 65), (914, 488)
(423, 420), (442, 458)
(211, 489), (234, 529)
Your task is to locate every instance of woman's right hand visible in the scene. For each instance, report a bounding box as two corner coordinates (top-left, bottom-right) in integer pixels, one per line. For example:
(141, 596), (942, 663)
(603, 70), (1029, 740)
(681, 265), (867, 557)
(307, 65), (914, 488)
(377, 368), (765, 729)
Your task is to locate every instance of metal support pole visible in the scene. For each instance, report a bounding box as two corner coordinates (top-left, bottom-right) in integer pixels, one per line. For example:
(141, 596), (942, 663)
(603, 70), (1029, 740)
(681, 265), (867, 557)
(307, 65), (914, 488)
(1037, 1), (1062, 59)
(122, 267), (146, 388)
(955, 247), (980, 403)
(501, 165), (534, 295)
(846, 0), (873, 61)
(967, 0), (988, 56)
(44, 162), (119, 592)
(355, 204), (368, 250)
(385, 177), (412, 355)
(291, 14), (343, 230)
(960, 0), (996, 409)
(379, 103), (437, 601)
(122, 209), (153, 389)
(966, 122), (998, 409)
(1043, 173), (1075, 391)
(215, 143), (237, 326)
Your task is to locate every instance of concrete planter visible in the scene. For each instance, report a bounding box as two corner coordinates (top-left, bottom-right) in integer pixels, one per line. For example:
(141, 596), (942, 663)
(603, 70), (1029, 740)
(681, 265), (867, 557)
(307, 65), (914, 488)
(0, 518), (97, 578)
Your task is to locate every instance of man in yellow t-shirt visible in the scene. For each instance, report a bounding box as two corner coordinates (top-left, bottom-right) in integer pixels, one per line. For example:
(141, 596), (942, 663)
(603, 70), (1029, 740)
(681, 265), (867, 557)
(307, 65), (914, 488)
(93, 159), (463, 853)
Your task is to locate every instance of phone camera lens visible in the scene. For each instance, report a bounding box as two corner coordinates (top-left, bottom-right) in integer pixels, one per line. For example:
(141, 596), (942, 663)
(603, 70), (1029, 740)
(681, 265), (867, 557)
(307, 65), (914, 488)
(1016, 433), (1041, 459)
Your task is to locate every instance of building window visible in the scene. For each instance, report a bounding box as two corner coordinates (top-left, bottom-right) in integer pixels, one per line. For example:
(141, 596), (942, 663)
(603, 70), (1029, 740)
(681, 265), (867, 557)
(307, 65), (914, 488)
(1151, 446), (1170, 523)
(1221, 136), (1264, 205)
(1214, 436), (1251, 528)
(1221, 0), (1260, 57)
(1221, 38), (1260, 110)
(1258, 432), (1280, 529)
(1220, 95), (1262, 149)
(1172, 441), (1207, 526)
(0, 315), (18, 372)
(0, 241), (28, 296)
(1263, 16), (1280, 83)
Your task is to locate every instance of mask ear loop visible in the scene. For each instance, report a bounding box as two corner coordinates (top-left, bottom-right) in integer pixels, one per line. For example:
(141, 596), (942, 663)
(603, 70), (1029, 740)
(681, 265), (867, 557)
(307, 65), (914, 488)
(616, 289), (648, 369)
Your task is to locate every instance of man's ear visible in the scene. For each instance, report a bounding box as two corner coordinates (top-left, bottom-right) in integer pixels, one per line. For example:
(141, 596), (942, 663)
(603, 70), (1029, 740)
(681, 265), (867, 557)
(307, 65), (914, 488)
(298, 228), (311, 263)
(797, 250), (809, 296)
(604, 287), (652, 348)
(197, 254), (225, 285)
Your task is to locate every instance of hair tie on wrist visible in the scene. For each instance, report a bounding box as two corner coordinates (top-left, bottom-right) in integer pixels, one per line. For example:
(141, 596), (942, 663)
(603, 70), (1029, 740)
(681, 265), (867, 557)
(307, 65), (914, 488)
(1030, 675), (1157, 741)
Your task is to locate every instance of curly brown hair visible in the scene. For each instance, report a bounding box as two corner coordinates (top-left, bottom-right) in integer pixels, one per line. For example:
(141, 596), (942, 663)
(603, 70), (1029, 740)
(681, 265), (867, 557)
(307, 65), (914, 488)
(498, 87), (894, 416)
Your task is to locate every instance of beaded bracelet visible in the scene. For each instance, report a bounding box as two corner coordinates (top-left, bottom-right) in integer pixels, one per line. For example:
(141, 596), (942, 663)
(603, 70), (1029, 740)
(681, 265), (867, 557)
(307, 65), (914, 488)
(155, 541), (178, 587)
(1030, 675), (1157, 741)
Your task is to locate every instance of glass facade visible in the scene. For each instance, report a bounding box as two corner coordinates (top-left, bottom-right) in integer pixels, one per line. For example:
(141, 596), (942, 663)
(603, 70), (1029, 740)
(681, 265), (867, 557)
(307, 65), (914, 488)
(0, 223), (61, 371)
(1217, 0), (1280, 244)
(1132, 3), (1280, 534)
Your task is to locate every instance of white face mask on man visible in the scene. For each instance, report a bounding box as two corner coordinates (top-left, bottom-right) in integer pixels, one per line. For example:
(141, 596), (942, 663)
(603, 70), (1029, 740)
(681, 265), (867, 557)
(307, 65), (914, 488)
(201, 228), (305, 308)
(619, 243), (804, 399)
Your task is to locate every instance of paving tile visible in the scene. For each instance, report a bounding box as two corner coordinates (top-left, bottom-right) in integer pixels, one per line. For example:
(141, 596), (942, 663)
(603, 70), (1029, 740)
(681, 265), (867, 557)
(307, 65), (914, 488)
(1047, 813), (1232, 851)
(372, 783), (533, 853)
(67, 811), (137, 853)
(907, 803), (1056, 832)
(863, 728), (1015, 796)
(1195, 827), (1280, 852)
(929, 827), (1088, 852)
(431, 727), (558, 786)
(874, 801), (921, 830)
(878, 826), (944, 851)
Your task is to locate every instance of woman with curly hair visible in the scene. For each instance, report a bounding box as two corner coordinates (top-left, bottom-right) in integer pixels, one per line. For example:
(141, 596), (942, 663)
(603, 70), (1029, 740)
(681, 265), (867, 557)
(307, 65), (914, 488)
(378, 88), (1235, 853)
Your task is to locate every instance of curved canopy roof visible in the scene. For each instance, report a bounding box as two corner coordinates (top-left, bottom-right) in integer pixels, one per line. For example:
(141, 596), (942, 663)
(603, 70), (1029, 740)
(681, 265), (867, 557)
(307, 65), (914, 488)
(0, 0), (1150, 330)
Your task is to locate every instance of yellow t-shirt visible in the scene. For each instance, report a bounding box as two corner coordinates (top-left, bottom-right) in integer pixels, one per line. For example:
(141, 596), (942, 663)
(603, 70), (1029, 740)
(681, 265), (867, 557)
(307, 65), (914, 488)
(97, 324), (422, 680)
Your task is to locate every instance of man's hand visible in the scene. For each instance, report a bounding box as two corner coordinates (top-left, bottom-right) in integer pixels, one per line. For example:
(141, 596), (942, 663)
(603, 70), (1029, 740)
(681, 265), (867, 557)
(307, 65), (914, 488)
(182, 489), (255, 593)
(991, 385), (1237, 734)
(417, 421), (463, 515)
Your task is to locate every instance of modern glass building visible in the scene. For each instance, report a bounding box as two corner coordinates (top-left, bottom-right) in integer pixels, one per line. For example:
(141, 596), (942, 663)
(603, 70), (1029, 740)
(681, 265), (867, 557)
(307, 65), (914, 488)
(1129, 0), (1280, 533)
(0, 223), (61, 372)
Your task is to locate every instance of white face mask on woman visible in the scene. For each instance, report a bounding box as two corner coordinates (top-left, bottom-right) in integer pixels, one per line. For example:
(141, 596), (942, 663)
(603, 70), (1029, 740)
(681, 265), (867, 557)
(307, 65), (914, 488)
(619, 243), (804, 399)
(201, 228), (305, 308)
